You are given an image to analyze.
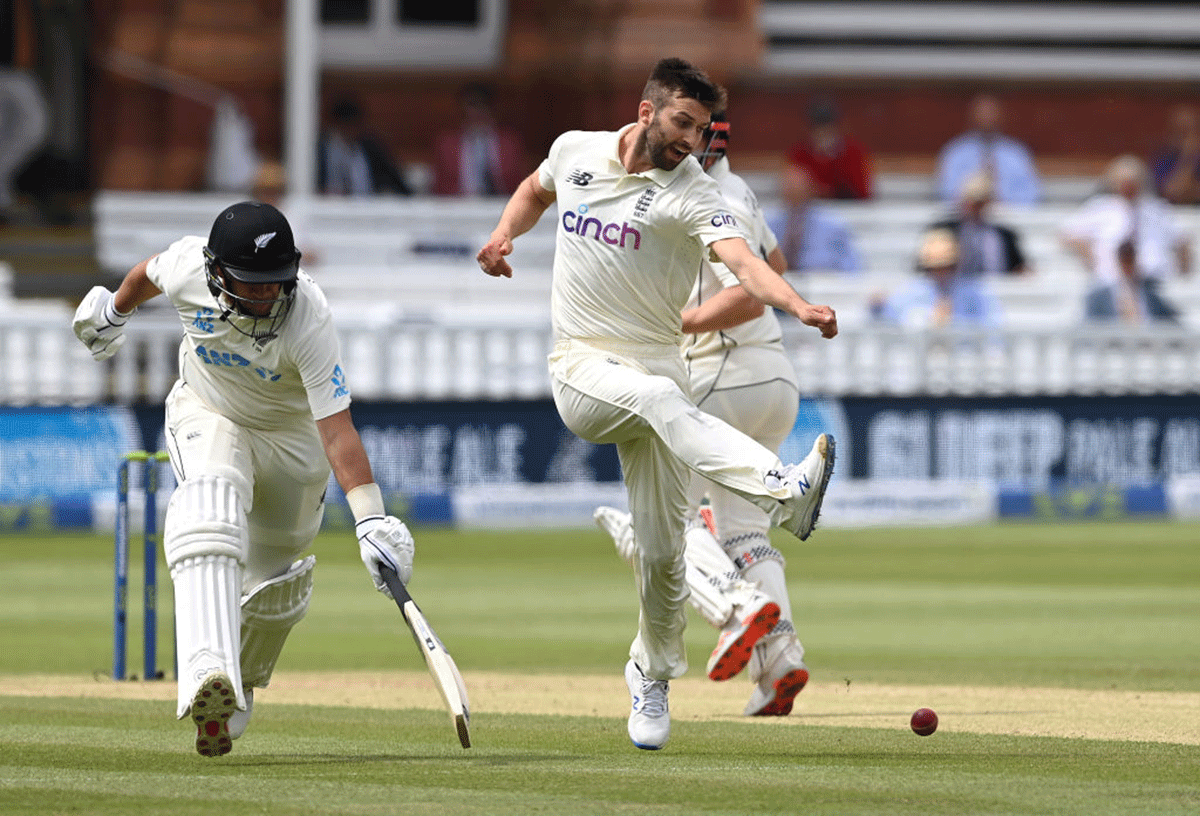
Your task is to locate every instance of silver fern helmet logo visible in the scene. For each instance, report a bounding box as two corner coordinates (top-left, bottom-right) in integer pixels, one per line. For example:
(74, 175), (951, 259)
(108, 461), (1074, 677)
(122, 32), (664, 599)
(253, 232), (277, 252)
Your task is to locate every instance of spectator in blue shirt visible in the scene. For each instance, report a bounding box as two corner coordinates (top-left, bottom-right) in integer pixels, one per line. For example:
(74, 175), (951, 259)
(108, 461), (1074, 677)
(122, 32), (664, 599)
(937, 94), (1042, 206)
(765, 163), (863, 273)
(872, 228), (1004, 329)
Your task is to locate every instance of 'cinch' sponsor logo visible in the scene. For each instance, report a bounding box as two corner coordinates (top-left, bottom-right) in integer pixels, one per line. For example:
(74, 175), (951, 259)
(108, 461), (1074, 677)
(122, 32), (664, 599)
(562, 205), (641, 249)
(710, 212), (737, 228)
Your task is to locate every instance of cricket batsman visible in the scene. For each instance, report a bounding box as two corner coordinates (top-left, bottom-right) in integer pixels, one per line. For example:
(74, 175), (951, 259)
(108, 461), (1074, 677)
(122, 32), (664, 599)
(73, 201), (415, 757)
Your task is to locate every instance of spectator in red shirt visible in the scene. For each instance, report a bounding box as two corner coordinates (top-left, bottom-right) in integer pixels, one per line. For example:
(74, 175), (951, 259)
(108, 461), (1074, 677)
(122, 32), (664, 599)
(786, 98), (873, 200)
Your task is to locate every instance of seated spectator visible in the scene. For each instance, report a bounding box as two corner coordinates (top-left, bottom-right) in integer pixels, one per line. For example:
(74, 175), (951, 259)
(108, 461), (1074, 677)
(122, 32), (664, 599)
(937, 93), (1041, 206)
(871, 228), (1003, 329)
(317, 95), (412, 196)
(1085, 239), (1181, 323)
(433, 83), (525, 196)
(785, 97), (873, 200)
(930, 171), (1029, 276)
(765, 163), (863, 273)
(1151, 104), (1200, 206)
(1060, 155), (1191, 322)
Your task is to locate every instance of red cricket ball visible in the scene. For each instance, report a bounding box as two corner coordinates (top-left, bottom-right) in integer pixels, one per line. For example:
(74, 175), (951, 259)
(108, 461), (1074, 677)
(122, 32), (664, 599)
(911, 707), (938, 736)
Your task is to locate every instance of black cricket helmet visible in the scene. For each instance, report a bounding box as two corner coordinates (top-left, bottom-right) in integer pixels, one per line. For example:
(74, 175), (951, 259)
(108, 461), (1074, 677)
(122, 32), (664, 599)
(203, 201), (302, 340)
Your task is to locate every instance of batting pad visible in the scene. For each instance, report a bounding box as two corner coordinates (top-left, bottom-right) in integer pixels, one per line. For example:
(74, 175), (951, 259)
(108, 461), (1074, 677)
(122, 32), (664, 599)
(682, 524), (737, 627)
(171, 553), (247, 718)
(163, 474), (248, 566)
(240, 555), (315, 688)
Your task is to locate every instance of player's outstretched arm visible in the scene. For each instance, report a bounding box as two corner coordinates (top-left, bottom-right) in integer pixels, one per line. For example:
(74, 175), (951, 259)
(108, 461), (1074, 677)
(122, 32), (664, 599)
(477, 172), (556, 278)
(318, 409), (415, 598)
(711, 237), (838, 339)
(72, 256), (163, 360)
(682, 246), (788, 333)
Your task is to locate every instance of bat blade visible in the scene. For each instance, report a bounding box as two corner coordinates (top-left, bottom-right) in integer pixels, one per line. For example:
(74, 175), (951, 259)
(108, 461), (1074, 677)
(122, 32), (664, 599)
(380, 565), (471, 748)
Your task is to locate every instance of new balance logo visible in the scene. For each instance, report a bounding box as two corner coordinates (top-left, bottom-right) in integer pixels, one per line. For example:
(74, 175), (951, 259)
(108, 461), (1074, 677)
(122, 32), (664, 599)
(566, 169), (593, 186)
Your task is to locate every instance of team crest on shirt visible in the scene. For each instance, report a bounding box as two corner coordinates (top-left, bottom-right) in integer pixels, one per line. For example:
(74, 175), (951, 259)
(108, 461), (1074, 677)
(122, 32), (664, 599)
(632, 187), (657, 221)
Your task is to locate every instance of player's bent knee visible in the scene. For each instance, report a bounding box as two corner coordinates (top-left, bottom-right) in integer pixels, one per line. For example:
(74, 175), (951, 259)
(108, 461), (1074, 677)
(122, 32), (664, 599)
(240, 555), (315, 688)
(242, 555), (315, 629)
(165, 474), (249, 567)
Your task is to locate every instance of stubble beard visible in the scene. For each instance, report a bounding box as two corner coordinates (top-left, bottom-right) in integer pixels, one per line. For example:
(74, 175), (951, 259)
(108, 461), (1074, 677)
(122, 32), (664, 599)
(645, 118), (686, 171)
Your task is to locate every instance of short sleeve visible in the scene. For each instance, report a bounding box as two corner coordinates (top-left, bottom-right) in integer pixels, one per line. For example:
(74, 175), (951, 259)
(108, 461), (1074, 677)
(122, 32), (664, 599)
(538, 132), (570, 193)
(681, 177), (746, 249)
(145, 236), (203, 296)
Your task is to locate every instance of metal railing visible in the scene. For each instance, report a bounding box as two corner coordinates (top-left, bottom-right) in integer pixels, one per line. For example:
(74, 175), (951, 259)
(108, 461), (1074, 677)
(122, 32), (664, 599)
(5, 311), (1200, 405)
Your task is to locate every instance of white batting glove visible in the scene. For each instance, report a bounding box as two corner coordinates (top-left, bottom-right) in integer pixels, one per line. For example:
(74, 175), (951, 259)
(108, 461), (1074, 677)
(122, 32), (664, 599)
(73, 285), (133, 361)
(356, 515), (415, 599)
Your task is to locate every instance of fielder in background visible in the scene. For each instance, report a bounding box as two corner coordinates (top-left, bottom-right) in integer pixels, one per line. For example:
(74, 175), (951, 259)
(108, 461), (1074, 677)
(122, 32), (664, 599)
(72, 201), (416, 758)
(595, 110), (814, 718)
(476, 57), (837, 751)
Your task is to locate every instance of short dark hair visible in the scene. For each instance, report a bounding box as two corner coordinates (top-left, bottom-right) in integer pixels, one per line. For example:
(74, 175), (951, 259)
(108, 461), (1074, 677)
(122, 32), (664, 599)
(642, 57), (726, 113)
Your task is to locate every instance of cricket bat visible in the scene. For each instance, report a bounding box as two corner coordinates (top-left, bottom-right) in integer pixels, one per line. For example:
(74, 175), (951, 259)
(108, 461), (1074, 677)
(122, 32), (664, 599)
(379, 565), (471, 748)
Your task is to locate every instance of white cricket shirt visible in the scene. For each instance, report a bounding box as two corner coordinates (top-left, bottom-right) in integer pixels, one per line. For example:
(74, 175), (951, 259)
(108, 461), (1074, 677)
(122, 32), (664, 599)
(682, 156), (784, 361)
(147, 235), (352, 430)
(538, 125), (746, 346)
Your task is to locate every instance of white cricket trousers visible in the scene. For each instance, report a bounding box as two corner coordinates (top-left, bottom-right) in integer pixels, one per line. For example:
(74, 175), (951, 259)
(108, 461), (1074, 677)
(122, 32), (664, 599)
(548, 338), (792, 680)
(687, 344), (800, 541)
(163, 381), (331, 587)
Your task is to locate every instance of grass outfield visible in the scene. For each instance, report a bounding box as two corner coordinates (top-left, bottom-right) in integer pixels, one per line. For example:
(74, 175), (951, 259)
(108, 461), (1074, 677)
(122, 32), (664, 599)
(1, 521), (1198, 814)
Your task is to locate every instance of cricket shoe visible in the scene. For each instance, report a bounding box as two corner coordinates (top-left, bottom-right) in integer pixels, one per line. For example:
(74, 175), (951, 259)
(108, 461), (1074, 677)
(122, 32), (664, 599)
(227, 688), (253, 740)
(191, 671), (237, 757)
(594, 506), (636, 564)
(770, 433), (835, 541)
(744, 638), (809, 717)
(624, 659), (670, 750)
(705, 592), (781, 681)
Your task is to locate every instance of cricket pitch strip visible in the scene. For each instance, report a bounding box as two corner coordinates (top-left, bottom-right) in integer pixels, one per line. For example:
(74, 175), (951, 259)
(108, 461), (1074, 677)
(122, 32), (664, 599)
(2, 671), (1197, 745)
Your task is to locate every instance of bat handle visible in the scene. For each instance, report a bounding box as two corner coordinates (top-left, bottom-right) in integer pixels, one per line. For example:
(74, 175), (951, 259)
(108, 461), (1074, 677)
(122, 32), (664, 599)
(379, 564), (413, 607)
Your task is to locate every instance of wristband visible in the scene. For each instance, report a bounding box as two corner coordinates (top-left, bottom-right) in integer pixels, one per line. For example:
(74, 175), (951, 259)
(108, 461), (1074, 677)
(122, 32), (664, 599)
(346, 482), (385, 523)
(104, 297), (135, 322)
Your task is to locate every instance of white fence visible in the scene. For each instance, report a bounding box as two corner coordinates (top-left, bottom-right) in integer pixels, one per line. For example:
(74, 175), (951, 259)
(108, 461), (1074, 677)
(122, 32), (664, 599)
(6, 309), (1200, 405)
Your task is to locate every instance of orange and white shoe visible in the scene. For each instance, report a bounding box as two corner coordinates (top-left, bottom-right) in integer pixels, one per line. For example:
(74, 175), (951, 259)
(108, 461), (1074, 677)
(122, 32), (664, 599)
(744, 637), (809, 716)
(705, 592), (780, 681)
(191, 672), (237, 757)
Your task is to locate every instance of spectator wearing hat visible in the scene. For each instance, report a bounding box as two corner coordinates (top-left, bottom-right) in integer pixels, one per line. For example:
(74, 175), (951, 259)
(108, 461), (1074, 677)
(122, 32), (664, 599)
(785, 97), (873, 200)
(928, 171), (1028, 277)
(937, 93), (1041, 206)
(317, 95), (412, 197)
(871, 228), (1004, 329)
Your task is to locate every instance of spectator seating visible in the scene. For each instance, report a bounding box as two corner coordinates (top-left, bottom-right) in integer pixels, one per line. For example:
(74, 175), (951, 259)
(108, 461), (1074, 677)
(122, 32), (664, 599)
(88, 184), (1200, 334)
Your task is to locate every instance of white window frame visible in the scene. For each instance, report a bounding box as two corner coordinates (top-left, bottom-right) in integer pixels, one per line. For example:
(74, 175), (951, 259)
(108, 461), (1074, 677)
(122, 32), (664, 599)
(320, 0), (507, 69)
